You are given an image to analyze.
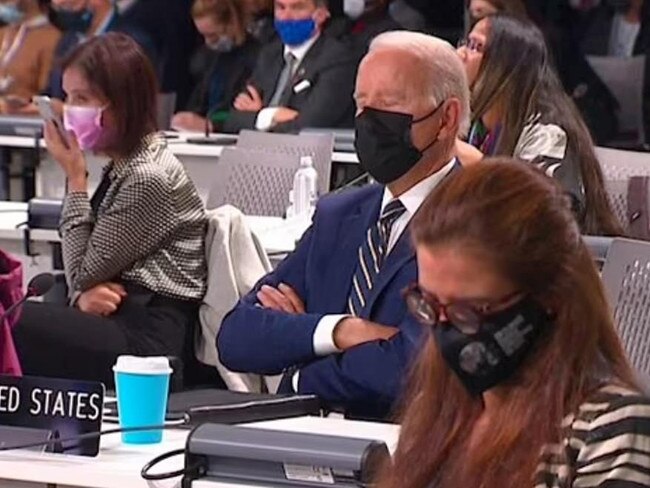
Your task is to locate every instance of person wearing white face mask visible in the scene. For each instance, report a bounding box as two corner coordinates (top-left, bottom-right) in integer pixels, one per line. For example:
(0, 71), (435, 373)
(0, 0), (60, 113)
(172, 0), (260, 133)
(327, 0), (401, 59)
(14, 33), (208, 388)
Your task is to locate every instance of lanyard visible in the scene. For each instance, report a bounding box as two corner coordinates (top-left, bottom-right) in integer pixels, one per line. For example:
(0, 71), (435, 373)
(0, 15), (48, 70)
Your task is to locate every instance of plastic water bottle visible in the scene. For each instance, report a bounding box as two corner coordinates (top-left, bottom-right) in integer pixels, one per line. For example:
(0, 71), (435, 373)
(291, 156), (318, 217)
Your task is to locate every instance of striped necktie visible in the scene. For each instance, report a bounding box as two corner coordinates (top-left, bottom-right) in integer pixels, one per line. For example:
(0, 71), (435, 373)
(348, 199), (406, 316)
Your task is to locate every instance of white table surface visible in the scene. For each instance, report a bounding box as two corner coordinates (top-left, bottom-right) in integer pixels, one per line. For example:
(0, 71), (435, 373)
(0, 131), (358, 205)
(0, 132), (359, 163)
(0, 202), (307, 254)
(0, 416), (399, 488)
(0, 201), (308, 289)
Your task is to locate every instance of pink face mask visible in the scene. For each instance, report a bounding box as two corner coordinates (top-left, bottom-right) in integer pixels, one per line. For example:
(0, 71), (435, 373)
(63, 105), (106, 150)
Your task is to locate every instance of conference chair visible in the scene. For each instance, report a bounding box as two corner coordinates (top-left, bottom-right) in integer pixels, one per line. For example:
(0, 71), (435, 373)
(583, 235), (613, 269)
(600, 237), (650, 392)
(206, 147), (302, 216)
(236, 130), (334, 196)
(595, 146), (650, 233)
(587, 55), (646, 147)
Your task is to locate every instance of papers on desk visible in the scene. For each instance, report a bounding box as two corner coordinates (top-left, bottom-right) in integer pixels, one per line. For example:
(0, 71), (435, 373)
(246, 215), (311, 256)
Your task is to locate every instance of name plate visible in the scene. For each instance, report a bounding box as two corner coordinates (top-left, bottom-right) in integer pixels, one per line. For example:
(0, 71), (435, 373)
(0, 375), (104, 456)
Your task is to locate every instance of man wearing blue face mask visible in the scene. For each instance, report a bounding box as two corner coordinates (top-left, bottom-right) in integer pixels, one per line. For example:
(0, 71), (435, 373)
(218, 31), (470, 420)
(223, 0), (357, 134)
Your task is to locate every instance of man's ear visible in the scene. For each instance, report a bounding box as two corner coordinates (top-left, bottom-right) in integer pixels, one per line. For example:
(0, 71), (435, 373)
(437, 98), (461, 141)
(313, 5), (331, 27)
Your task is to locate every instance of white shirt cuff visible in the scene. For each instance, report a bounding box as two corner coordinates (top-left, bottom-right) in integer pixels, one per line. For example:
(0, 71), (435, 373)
(313, 314), (348, 356)
(255, 108), (278, 131)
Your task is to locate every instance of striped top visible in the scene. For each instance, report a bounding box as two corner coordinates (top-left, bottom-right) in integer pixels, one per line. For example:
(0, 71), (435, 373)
(535, 384), (650, 487)
(61, 132), (208, 301)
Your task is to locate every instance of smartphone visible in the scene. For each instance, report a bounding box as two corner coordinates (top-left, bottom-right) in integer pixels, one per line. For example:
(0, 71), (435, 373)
(32, 95), (66, 138)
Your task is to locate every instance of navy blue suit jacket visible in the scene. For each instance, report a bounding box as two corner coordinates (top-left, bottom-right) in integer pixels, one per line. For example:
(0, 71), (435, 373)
(217, 184), (425, 419)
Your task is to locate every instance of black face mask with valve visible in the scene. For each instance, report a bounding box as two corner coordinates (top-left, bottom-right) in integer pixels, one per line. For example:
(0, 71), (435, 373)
(354, 103), (443, 185)
(432, 297), (552, 396)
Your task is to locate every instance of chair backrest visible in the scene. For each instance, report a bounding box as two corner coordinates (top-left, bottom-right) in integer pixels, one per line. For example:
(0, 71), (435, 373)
(157, 92), (177, 131)
(300, 127), (356, 152)
(583, 235), (614, 268)
(601, 238), (650, 377)
(236, 130), (334, 196)
(595, 146), (650, 231)
(586, 55), (646, 144)
(207, 147), (301, 216)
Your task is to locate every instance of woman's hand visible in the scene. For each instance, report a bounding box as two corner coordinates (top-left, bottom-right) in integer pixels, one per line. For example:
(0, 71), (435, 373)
(76, 282), (128, 316)
(44, 121), (87, 191)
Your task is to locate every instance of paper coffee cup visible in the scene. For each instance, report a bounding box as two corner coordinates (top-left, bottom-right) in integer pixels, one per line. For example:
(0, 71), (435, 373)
(113, 356), (172, 444)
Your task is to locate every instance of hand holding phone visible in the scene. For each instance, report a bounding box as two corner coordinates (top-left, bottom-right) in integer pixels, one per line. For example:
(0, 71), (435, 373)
(32, 96), (66, 137)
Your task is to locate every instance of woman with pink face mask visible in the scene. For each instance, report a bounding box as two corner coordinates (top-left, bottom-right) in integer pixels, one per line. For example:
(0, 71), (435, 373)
(13, 32), (208, 388)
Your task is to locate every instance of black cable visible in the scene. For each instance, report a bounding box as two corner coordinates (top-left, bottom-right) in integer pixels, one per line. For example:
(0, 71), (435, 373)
(140, 448), (206, 481)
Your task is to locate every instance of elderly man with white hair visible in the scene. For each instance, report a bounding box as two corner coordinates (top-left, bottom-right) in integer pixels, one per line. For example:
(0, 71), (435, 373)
(217, 31), (470, 420)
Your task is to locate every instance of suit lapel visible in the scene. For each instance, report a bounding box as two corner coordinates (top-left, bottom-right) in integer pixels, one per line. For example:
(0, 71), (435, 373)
(263, 43), (286, 105)
(321, 189), (382, 312)
(291, 35), (325, 85)
(279, 36), (326, 106)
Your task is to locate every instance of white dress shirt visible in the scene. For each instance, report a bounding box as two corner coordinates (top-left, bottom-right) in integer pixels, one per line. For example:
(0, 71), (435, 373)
(609, 13), (641, 58)
(255, 34), (320, 131)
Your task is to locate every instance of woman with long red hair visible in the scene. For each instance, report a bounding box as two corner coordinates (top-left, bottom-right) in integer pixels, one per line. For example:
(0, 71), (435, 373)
(381, 159), (650, 488)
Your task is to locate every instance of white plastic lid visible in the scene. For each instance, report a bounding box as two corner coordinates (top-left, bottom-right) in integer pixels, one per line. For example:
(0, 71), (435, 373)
(112, 355), (172, 375)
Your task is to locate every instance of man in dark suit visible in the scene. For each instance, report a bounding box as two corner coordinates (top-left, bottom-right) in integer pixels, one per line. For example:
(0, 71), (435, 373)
(217, 31), (470, 420)
(223, 0), (357, 134)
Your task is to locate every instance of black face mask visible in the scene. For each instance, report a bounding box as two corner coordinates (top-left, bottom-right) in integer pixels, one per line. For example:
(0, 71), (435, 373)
(433, 297), (551, 396)
(354, 103), (443, 184)
(54, 9), (92, 33)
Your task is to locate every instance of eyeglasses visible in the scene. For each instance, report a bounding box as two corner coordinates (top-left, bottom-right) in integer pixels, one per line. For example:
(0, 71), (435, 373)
(457, 37), (484, 53)
(403, 283), (523, 335)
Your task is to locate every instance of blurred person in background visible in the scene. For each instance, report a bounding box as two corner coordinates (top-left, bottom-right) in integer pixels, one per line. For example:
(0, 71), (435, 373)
(223, 0), (357, 133)
(242, 0), (275, 43)
(0, 0), (60, 113)
(466, 0), (528, 23)
(116, 0), (197, 110)
(45, 0), (157, 101)
(172, 0), (259, 133)
(327, 0), (401, 59)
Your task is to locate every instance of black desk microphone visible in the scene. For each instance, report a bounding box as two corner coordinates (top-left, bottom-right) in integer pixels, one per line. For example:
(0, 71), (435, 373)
(0, 273), (55, 322)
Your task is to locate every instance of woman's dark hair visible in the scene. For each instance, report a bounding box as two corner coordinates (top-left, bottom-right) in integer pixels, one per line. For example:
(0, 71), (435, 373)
(378, 159), (637, 488)
(471, 14), (621, 236)
(63, 32), (158, 158)
(192, 0), (249, 45)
